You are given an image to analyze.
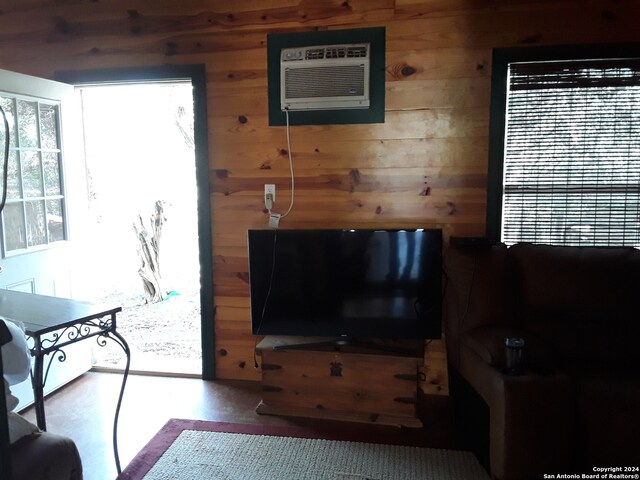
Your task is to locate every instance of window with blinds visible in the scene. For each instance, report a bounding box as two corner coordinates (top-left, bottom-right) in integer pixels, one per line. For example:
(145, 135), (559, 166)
(500, 58), (640, 247)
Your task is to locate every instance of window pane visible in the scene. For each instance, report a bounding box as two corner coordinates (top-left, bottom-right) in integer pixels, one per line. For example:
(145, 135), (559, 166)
(17, 100), (38, 148)
(26, 200), (46, 247)
(22, 151), (43, 197)
(40, 104), (59, 150)
(1, 94), (67, 253)
(43, 152), (61, 196)
(0, 96), (17, 148)
(502, 191), (640, 246)
(7, 151), (21, 199)
(501, 59), (640, 247)
(3, 202), (26, 251)
(46, 199), (65, 242)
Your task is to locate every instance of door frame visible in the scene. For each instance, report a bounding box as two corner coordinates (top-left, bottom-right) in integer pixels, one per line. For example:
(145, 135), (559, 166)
(55, 65), (215, 380)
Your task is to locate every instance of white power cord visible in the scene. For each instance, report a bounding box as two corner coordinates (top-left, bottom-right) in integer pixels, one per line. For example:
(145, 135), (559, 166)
(266, 109), (295, 227)
(281, 109), (295, 217)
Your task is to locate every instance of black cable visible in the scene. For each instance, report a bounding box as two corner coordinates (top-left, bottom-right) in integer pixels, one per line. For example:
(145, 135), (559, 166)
(441, 266), (449, 301)
(253, 229), (279, 368)
(0, 105), (9, 214)
(258, 229), (279, 330)
(413, 265), (448, 338)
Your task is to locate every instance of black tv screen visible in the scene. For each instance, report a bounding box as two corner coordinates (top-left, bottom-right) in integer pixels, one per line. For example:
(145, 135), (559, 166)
(248, 229), (442, 340)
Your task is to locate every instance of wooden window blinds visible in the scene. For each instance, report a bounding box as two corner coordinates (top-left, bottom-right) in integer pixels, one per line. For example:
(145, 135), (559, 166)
(501, 58), (640, 247)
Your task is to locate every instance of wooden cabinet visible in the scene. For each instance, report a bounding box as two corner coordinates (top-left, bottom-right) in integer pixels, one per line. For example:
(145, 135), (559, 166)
(256, 337), (423, 427)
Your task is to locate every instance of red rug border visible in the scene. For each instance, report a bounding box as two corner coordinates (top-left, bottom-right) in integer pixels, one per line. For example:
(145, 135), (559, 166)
(117, 419), (436, 480)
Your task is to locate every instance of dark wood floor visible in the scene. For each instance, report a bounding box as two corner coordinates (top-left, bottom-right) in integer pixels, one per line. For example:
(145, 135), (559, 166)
(20, 371), (461, 480)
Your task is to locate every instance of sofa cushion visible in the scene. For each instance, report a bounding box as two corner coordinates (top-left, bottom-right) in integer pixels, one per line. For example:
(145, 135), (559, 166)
(509, 316), (582, 372)
(510, 243), (640, 318)
(509, 243), (640, 367)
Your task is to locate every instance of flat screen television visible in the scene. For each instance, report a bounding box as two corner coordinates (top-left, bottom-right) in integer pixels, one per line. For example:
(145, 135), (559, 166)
(247, 229), (442, 340)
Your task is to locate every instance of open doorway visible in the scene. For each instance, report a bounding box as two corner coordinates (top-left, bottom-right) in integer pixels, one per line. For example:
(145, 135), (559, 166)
(76, 81), (201, 376)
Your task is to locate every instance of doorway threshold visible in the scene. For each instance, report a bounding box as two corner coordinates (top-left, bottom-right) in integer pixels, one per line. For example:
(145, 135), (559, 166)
(92, 350), (201, 378)
(91, 365), (201, 379)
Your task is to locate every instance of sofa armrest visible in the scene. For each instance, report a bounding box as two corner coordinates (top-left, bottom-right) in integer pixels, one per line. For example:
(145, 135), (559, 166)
(11, 432), (83, 480)
(443, 244), (512, 371)
(458, 343), (572, 480)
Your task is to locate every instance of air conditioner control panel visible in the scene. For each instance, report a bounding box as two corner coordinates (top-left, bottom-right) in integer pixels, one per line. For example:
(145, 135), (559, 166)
(282, 49), (305, 61)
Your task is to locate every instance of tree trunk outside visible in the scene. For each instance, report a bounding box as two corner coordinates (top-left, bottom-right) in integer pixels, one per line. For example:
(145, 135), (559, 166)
(134, 200), (165, 303)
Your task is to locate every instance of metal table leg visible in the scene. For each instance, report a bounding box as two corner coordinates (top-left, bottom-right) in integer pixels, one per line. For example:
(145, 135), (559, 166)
(99, 329), (131, 475)
(30, 336), (47, 431)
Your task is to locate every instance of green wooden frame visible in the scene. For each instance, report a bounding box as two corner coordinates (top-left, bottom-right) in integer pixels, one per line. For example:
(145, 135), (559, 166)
(486, 42), (640, 243)
(267, 27), (386, 126)
(55, 65), (216, 380)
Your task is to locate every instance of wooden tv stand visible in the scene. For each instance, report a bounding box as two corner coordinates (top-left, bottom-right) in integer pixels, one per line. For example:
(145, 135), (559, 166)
(255, 336), (424, 428)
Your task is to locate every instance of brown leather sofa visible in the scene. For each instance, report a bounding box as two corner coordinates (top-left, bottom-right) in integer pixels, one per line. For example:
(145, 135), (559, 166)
(444, 242), (640, 480)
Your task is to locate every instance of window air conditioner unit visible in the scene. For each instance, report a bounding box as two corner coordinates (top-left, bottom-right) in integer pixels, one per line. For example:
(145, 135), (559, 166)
(280, 43), (370, 111)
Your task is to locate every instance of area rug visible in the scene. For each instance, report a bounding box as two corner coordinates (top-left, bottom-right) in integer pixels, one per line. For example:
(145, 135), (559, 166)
(118, 419), (489, 480)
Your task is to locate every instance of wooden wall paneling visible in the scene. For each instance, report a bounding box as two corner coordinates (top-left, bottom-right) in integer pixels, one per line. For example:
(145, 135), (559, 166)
(388, 4), (640, 49)
(209, 108), (489, 144)
(216, 306), (250, 323)
(213, 138), (488, 170)
(0, 0), (396, 37)
(0, 0), (637, 383)
(386, 77), (492, 110)
(212, 167), (488, 194)
(212, 192), (485, 219)
(393, 0), (577, 16)
(213, 295), (250, 309)
(215, 337), (260, 381)
(385, 47), (492, 82)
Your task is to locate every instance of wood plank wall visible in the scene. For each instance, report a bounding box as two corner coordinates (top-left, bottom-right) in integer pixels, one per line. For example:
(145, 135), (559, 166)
(1, 0), (638, 382)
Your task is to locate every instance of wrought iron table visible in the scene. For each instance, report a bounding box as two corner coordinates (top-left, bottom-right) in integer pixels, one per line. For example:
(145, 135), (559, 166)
(0, 289), (130, 473)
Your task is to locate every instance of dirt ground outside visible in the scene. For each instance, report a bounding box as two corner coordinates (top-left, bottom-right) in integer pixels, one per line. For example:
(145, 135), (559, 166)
(92, 286), (202, 375)
(79, 82), (201, 375)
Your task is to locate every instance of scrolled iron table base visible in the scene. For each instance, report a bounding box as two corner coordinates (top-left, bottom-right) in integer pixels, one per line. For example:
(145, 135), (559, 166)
(0, 290), (130, 474)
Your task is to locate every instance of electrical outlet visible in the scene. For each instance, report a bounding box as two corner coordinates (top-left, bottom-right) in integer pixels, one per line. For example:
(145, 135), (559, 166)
(265, 184), (276, 202)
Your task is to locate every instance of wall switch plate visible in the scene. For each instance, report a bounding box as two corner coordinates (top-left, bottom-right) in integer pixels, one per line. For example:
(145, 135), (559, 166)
(265, 184), (276, 202)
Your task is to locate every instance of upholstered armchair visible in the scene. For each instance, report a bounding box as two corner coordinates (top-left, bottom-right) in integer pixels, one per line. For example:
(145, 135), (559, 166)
(1, 319), (83, 480)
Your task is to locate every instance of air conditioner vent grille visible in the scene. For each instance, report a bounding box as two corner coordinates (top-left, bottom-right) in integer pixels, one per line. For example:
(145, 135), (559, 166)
(347, 46), (367, 58)
(325, 47), (346, 59)
(306, 48), (324, 60)
(280, 42), (370, 110)
(298, 45), (369, 61)
(284, 65), (366, 99)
